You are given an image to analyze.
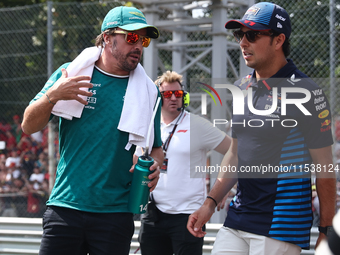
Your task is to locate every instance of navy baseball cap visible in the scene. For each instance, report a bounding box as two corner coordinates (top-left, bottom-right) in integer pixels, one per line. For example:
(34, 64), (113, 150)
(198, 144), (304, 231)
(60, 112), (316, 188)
(225, 2), (291, 39)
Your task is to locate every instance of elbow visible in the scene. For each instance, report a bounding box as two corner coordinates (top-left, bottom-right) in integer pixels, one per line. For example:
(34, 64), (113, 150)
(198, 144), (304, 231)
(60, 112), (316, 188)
(21, 122), (33, 135)
(21, 117), (39, 135)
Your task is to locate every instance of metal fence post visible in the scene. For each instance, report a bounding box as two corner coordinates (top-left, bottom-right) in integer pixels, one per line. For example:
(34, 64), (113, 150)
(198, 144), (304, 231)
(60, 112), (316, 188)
(47, 1), (56, 194)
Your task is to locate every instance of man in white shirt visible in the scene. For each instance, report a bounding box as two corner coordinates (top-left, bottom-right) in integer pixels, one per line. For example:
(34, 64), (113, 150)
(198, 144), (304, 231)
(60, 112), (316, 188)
(139, 71), (231, 255)
(5, 150), (21, 168)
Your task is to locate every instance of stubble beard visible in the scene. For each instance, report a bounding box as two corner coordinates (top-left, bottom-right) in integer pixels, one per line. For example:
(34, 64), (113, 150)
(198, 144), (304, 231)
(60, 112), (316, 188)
(111, 39), (141, 72)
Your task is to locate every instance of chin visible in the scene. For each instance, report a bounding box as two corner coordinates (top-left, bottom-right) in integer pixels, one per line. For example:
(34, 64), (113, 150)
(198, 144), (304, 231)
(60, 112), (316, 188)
(170, 108), (179, 113)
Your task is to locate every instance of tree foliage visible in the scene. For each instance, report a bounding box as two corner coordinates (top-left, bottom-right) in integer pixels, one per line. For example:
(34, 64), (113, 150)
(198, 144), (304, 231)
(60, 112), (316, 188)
(0, 1), (126, 122)
(0, 0), (99, 8)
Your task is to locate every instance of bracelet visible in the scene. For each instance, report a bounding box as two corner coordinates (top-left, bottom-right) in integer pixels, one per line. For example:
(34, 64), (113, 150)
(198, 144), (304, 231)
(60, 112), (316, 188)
(207, 196), (218, 207)
(45, 93), (56, 105)
(318, 226), (334, 236)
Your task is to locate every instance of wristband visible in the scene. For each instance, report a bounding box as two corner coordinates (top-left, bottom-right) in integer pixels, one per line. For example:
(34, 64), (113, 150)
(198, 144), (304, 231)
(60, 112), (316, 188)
(45, 93), (56, 105)
(318, 226), (334, 236)
(207, 196), (218, 207)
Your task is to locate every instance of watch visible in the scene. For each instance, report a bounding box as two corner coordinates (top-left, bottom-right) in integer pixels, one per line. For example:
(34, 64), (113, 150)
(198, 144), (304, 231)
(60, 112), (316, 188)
(318, 226), (334, 236)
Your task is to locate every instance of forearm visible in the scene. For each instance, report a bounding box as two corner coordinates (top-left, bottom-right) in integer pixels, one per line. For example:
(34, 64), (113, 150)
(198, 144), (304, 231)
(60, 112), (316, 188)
(22, 96), (54, 135)
(207, 178), (237, 209)
(187, 139), (238, 237)
(208, 138), (238, 205)
(22, 68), (94, 135)
(149, 146), (164, 167)
(316, 176), (336, 226)
(310, 146), (336, 226)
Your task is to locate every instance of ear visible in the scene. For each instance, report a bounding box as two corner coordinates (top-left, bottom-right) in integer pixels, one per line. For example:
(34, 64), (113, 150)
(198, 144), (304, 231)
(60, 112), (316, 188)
(103, 33), (110, 45)
(275, 33), (286, 51)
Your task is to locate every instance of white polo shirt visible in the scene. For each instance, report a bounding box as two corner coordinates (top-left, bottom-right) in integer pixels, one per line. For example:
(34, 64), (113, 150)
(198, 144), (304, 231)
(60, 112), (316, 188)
(153, 111), (226, 214)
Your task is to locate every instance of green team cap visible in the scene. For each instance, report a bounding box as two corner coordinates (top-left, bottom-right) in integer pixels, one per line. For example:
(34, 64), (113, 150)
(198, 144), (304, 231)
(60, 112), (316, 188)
(101, 6), (160, 39)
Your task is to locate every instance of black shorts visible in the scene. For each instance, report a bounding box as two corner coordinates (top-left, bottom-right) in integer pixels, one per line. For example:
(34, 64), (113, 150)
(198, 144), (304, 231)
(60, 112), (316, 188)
(39, 206), (134, 255)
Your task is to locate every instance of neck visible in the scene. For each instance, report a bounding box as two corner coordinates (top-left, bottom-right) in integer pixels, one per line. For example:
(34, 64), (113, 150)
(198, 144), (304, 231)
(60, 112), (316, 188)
(161, 110), (182, 125)
(256, 57), (287, 80)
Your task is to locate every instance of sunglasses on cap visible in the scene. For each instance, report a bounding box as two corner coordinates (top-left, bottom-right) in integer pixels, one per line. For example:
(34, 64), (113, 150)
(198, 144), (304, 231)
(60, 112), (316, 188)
(233, 30), (273, 43)
(113, 30), (151, 47)
(161, 90), (184, 99)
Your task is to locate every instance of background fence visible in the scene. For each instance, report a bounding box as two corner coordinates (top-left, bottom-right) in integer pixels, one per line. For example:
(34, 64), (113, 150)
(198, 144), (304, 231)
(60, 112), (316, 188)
(0, 0), (340, 218)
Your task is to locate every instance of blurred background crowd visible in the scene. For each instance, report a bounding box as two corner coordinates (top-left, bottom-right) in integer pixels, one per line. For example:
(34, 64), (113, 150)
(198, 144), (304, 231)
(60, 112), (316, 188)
(2, 113), (340, 220)
(0, 114), (58, 218)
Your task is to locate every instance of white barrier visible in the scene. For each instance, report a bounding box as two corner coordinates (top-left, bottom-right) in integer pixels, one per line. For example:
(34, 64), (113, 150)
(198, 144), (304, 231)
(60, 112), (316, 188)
(0, 217), (317, 255)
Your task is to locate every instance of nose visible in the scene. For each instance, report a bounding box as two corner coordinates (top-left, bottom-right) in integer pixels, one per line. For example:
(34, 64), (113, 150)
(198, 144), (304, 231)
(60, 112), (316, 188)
(239, 35), (249, 47)
(170, 93), (177, 100)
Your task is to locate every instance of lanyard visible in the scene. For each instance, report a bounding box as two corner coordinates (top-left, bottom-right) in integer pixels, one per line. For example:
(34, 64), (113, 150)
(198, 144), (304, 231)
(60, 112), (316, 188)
(162, 111), (184, 154)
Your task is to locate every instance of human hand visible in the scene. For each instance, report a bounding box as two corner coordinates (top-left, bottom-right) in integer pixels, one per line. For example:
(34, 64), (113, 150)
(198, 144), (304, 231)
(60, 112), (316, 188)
(187, 205), (215, 238)
(315, 232), (327, 249)
(129, 161), (160, 192)
(46, 68), (93, 105)
(147, 161), (160, 192)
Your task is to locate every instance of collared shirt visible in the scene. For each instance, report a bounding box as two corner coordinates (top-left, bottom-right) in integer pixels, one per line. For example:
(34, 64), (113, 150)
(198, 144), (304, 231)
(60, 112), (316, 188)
(152, 111), (226, 214)
(225, 59), (333, 249)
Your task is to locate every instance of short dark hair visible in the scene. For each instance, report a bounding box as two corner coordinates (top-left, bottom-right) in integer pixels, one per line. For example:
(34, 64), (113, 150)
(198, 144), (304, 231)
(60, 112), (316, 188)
(271, 30), (290, 57)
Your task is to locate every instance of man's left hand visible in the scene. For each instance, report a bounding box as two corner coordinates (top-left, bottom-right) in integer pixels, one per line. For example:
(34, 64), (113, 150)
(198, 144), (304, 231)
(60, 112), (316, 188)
(129, 161), (160, 192)
(315, 232), (327, 249)
(147, 162), (160, 192)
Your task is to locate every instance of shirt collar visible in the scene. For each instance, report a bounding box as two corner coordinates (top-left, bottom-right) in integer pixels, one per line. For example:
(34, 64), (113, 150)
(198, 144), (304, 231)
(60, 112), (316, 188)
(248, 59), (297, 90)
(161, 111), (187, 127)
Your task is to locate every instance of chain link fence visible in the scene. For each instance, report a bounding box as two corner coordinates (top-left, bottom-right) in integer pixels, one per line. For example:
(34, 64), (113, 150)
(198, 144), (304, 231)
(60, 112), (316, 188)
(1, 0), (340, 217)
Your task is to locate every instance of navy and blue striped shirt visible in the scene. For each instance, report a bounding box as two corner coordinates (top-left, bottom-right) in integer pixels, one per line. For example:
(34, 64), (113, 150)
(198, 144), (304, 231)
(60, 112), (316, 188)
(224, 59), (333, 249)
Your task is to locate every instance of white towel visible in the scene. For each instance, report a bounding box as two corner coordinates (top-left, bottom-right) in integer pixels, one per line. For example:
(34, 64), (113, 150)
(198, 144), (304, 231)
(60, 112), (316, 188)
(117, 64), (158, 152)
(51, 46), (158, 152)
(52, 46), (102, 119)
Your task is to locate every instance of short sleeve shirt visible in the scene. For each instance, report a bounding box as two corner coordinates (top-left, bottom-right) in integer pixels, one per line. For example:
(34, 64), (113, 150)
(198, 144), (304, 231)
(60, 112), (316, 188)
(224, 59), (333, 249)
(152, 112), (226, 214)
(31, 64), (162, 213)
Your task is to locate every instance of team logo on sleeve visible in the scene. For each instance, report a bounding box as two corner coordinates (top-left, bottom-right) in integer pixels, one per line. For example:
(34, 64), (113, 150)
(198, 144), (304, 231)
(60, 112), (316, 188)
(318, 110), (329, 119)
(321, 119), (331, 127)
(320, 119), (331, 132)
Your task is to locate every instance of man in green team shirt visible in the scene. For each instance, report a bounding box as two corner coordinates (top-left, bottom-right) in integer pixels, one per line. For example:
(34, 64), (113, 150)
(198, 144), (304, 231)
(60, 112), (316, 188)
(22, 6), (163, 255)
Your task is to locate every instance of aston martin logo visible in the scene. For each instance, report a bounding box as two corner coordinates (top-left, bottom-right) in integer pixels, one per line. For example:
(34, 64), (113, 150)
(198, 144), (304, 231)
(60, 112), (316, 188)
(129, 11), (145, 18)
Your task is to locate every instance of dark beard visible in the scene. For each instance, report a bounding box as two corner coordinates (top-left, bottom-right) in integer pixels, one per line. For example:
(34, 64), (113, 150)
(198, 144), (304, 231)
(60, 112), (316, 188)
(111, 39), (141, 72)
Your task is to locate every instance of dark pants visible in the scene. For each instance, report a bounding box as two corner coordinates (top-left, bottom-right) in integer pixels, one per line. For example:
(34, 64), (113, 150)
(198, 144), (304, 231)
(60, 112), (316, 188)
(139, 206), (204, 255)
(39, 206), (134, 255)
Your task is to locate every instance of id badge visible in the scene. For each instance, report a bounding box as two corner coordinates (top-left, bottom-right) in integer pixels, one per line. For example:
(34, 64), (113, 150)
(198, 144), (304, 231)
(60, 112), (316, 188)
(161, 158), (168, 173)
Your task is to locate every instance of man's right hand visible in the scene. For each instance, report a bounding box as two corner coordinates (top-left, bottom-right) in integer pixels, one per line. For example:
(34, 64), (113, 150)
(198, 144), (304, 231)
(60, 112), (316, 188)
(47, 68), (93, 105)
(22, 68), (94, 135)
(187, 204), (215, 238)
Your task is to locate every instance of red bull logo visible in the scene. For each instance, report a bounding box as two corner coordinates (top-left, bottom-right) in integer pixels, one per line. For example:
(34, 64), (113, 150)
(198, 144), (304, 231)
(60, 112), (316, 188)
(321, 119), (331, 127)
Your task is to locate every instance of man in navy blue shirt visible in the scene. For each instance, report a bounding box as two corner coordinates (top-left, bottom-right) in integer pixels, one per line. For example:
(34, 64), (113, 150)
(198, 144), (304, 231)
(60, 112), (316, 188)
(187, 2), (336, 255)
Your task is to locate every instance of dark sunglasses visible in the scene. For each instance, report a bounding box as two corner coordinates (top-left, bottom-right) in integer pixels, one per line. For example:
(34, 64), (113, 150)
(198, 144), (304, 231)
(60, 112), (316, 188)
(233, 30), (273, 43)
(113, 30), (151, 47)
(161, 90), (184, 99)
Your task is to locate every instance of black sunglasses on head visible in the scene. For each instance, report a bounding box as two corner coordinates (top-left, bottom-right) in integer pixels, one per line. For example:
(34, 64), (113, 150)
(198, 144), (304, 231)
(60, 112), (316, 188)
(233, 30), (274, 43)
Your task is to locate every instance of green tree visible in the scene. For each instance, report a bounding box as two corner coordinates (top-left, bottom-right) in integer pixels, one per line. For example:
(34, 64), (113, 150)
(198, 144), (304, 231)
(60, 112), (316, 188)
(0, 1), (127, 123)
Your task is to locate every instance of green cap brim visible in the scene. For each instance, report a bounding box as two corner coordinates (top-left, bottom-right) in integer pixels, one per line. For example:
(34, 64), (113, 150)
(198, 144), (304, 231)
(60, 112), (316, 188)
(119, 23), (159, 39)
